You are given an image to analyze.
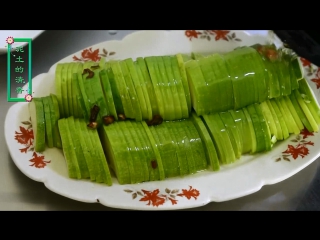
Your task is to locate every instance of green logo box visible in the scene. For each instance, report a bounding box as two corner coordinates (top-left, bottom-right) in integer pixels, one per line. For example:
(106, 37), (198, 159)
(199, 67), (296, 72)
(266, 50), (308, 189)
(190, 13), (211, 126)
(7, 38), (32, 102)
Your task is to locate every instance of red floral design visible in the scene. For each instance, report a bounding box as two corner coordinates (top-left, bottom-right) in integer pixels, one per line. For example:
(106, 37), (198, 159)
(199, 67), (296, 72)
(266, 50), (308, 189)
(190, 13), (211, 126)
(15, 122), (34, 153)
(177, 186), (200, 200)
(124, 186), (200, 207)
(168, 197), (178, 205)
(300, 56), (318, 78)
(73, 48), (101, 62)
(185, 30), (201, 40)
(29, 152), (51, 168)
(15, 120), (50, 168)
(276, 128), (314, 162)
(300, 128), (314, 139)
(283, 144), (310, 159)
(73, 48), (116, 62)
(185, 30), (241, 42)
(209, 30), (230, 41)
(140, 189), (166, 207)
(19, 146), (29, 153)
(311, 68), (320, 89)
(300, 57), (311, 67)
(15, 126), (33, 146)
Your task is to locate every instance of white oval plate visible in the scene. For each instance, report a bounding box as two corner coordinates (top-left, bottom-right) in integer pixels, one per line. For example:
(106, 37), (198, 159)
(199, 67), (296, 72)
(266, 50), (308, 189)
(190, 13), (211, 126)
(0, 30), (45, 54)
(5, 30), (320, 210)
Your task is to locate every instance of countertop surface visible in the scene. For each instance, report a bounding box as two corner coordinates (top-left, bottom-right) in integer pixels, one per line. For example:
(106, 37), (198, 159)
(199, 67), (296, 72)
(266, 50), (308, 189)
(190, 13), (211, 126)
(1, 30), (320, 211)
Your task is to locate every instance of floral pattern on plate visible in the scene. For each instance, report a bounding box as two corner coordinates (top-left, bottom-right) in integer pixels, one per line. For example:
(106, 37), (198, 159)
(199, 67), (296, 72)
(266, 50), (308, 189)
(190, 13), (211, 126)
(185, 30), (241, 42)
(124, 186), (200, 207)
(276, 128), (315, 162)
(73, 48), (116, 62)
(14, 119), (51, 168)
(300, 57), (320, 88)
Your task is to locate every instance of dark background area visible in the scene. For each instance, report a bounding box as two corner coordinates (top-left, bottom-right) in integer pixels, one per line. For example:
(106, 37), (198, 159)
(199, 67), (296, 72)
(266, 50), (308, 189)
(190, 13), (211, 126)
(274, 30), (320, 67)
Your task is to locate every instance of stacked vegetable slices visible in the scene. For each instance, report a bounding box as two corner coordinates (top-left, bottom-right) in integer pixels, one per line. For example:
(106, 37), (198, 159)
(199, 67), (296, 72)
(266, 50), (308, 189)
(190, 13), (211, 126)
(186, 45), (304, 116)
(55, 45), (305, 124)
(29, 78), (320, 185)
(55, 55), (191, 122)
(98, 80), (320, 184)
(58, 117), (112, 185)
(200, 78), (320, 166)
(99, 119), (208, 184)
(28, 43), (320, 186)
(28, 94), (61, 152)
(28, 94), (113, 185)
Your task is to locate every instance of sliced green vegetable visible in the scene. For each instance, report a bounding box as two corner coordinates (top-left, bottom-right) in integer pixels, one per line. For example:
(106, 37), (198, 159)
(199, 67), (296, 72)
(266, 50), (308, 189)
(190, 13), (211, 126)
(29, 98), (46, 152)
(191, 112), (219, 171)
